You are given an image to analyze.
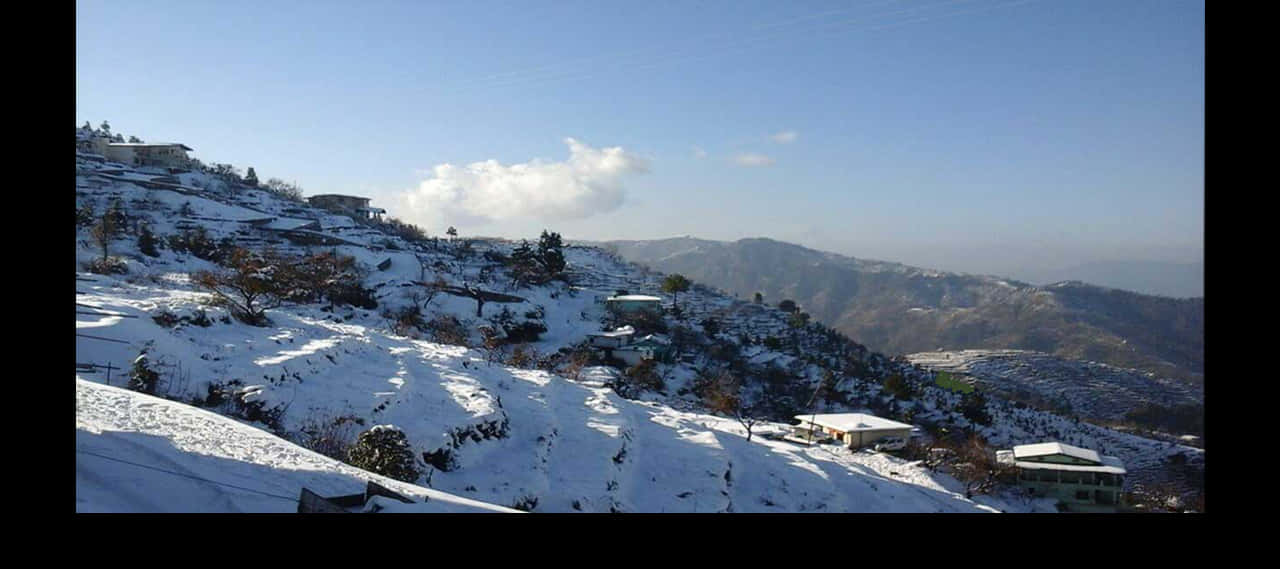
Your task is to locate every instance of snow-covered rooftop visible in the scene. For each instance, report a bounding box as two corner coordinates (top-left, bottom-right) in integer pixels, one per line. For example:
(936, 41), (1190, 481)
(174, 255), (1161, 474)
(588, 325), (635, 338)
(996, 449), (1126, 475)
(794, 413), (914, 433)
(1012, 442), (1102, 464)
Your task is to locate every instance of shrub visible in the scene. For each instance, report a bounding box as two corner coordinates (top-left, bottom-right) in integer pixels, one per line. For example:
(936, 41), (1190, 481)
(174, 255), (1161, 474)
(128, 352), (160, 395)
(505, 344), (538, 368)
(167, 227), (229, 262)
(295, 413), (363, 461)
(76, 203), (95, 228)
(347, 425), (421, 483)
(619, 359), (664, 396)
(137, 224), (161, 257)
(883, 374), (915, 399)
(86, 256), (128, 275)
(425, 314), (469, 346)
(386, 305), (426, 337)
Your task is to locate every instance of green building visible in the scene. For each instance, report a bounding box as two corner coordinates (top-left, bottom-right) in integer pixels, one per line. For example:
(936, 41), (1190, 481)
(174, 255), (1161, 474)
(996, 442), (1127, 512)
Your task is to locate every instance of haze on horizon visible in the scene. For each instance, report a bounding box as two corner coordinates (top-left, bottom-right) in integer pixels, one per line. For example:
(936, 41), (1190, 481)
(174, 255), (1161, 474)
(76, 0), (1204, 295)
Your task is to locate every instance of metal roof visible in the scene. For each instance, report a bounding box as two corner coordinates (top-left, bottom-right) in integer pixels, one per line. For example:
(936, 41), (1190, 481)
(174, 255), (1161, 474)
(997, 450), (1126, 474)
(793, 413), (913, 433)
(1012, 442), (1102, 464)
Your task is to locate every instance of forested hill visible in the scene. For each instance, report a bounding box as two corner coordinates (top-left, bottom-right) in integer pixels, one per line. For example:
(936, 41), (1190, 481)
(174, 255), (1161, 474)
(601, 237), (1203, 385)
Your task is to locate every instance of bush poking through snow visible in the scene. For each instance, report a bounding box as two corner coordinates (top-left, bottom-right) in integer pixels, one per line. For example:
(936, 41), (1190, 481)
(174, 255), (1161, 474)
(86, 256), (128, 275)
(347, 425), (422, 483)
(137, 223), (161, 257)
(425, 314), (469, 347)
(295, 413), (364, 461)
(128, 352), (160, 395)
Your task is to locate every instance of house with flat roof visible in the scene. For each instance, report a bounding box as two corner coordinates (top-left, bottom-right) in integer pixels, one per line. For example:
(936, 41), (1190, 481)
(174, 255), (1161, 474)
(604, 294), (663, 315)
(612, 333), (673, 366)
(103, 142), (194, 169)
(587, 325), (636, 349)
(791, 413), (914, 449)
(307, 194), (386, 221)
(996, 442), (1127, 512)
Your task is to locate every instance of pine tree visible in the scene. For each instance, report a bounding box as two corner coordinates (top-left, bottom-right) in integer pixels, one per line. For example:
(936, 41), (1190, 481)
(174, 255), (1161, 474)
(662, 274), (691, 313)
(244, 167), (258, 187)
(347, 425), (421, 483)
(536, 230), (566, 276)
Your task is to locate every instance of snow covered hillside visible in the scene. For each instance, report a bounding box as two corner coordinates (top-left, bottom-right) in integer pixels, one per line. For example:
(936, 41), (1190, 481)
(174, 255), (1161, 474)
(77, 378), (517, 513)
(904, 349), (1203, 425)
(75, 129), (1200, 512)
(74, 269), (1022, 513)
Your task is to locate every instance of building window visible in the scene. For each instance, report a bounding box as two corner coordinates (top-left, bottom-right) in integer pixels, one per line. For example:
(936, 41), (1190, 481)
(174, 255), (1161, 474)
(1075, 490), (1090, 501)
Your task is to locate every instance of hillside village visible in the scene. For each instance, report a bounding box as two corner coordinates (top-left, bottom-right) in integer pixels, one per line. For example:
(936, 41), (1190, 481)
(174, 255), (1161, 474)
(75, 123), (1204, 513)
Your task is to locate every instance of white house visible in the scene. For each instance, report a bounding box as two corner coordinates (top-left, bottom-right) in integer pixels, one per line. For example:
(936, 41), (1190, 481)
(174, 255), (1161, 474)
(791, 413), (914, 449)
(587, 325), (636, 349)
(996, 442), (1127, 512)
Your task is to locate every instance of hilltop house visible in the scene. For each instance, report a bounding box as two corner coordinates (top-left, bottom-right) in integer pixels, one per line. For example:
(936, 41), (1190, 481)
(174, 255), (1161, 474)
(307, 194), (386, 221)
(791, 413), (914, 449)
(604, 294), (663, 315)
(103, 142), (194, 169)
(996, 442), (1126, 512)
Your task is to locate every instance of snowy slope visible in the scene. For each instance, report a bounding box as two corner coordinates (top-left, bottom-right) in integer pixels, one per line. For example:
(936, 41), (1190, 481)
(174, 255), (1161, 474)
(76, 143), (1193, 511)
(75, 273), (1023, 513)
(76, 378), (518, 513)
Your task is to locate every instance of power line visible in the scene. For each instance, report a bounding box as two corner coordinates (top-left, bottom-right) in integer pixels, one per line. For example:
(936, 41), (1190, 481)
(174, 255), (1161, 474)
(75, 448), (300, 504)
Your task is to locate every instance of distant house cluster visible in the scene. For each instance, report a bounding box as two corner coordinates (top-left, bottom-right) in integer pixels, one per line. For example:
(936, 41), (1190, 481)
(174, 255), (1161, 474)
(307, 194), (386, 222)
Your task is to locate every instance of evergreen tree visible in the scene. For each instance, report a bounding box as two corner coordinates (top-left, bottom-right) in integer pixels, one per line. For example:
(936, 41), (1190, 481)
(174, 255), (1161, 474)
(244, 167), (258, 187)
(536, 230), (566, 276)
(347, 425), (421, 483)
(137, 223), (160, 257)
(753, 292), (763, 304)
(662, 274), (692, 313)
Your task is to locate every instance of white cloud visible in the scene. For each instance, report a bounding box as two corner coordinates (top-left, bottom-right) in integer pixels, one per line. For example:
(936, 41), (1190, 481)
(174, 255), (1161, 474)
(398, 138), (647, 226)
(692, 145), (708, 159)
(733, 153), (775, 167)
(771, 130), (798, 144)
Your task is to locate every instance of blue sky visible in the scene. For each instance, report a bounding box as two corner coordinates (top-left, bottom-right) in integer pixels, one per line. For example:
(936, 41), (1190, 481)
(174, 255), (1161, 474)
(76, 0), (1204, 280)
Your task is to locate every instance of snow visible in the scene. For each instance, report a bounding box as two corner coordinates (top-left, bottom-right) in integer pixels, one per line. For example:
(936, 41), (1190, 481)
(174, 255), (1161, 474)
(76, 378), (517, 513)
(73, 154), (1116, 512)
(795, 413), (914, 433)
(1013, 442), (1103, 463)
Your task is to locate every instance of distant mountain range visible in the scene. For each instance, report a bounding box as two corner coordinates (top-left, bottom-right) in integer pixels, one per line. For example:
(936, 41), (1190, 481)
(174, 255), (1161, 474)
(598, 237), (1203, 385)
(1018, 260), (1203, 299)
